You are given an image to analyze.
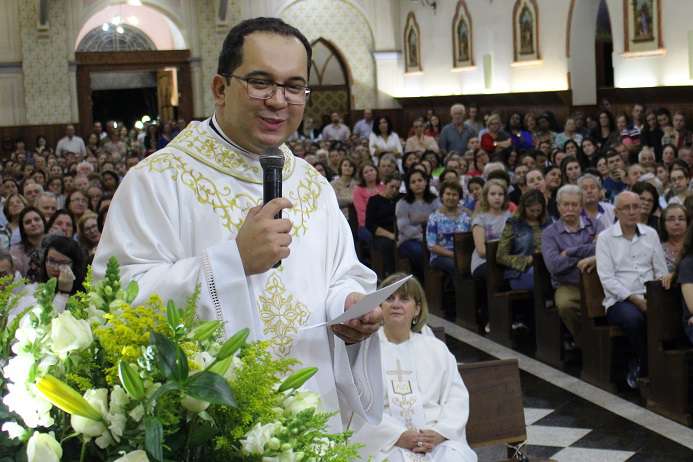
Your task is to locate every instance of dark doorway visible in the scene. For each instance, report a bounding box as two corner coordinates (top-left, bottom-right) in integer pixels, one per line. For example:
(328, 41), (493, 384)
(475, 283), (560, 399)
(595, 0), (614, 88)
(91, 87), (158, 128)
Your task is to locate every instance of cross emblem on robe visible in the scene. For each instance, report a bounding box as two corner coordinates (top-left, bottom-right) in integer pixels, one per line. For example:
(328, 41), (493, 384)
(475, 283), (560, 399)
(386, 359), (412, 382)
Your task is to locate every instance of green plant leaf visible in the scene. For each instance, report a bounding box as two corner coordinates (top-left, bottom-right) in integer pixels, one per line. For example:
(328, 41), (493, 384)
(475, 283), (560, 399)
(147, 381), (180, 404)
(144, 416), (164, 462)
(118, 361), (145, 401)
(215, 328), (249, 361)
(189, 320), (222, 342)
(125, 280), (139, 304)
(150, 332), (188, 383)
(166, 300), (181, 331)
(185, 371), (237, 408)
(278, 367), (318, 393)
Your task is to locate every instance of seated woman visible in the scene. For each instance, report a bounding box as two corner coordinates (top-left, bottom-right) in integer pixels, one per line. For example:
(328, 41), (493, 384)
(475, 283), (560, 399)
(46, 209), (76, 238)
(426, 181), (471, 277)
(10, 207), (46, 282)
(366, 173), (402, 278)
(352, 164), (383, 243)
(660, 204), (688, 273)
(397, 170), (440, 282)
(353, 273), (477, 462)
(330, 158), (358, 217)
(471, 179), (513, 330)
(77, 212), (101, 264)
(631, 181), (661, 232)
(497, 190), (548, 290)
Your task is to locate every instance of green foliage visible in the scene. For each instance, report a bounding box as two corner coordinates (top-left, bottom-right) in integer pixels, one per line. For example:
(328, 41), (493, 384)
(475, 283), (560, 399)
(279, 409), (361, 462)
(208, 341), (296, 457)
(0, 276), (29, 360)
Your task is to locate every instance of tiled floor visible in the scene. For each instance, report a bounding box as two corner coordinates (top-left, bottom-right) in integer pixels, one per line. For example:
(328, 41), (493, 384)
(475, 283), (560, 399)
(436, 316), (693, 462)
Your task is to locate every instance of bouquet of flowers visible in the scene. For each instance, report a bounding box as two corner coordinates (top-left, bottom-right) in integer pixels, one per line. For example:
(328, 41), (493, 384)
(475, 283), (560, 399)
(0, 258), (361, 462)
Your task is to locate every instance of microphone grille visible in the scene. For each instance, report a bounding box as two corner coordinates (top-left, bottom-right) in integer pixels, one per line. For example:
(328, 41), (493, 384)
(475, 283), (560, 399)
(259, 147), (285, 169)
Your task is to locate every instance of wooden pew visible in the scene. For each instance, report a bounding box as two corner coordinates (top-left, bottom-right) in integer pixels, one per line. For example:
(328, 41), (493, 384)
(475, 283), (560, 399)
(454, 232), (478, 331)
(579, 270), (625, 392)
(533, 252), (564, 369)
(485, 240), (532, 348)
(459, 359), (528, 457)
(430, 325), (446, 342)
(643, 281), (693, 425)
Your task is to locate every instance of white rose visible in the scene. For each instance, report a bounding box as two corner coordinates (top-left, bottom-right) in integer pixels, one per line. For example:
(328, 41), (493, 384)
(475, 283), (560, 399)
(71, 388), (107, 437)
(3, 382), (54, 428)
(241, 422), (282, 455)
(12, 307), (42, 354)
(181, 394), (210, 413)
(50, 311), (93, 358)
(129, 404), (144, 422)
(282, 391), (321, 416)
(109, 385), (129, 413)
(26, 431), (62, 462)
(1, 421), (26, 440)
(114, 450), (150, 462)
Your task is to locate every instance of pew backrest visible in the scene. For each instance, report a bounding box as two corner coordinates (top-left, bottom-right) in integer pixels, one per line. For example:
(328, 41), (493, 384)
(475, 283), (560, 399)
(485, 240), (503, 295)
(459, 358), (526, 448)
(453, 232), (474, 277)
(646, 280), (686, 346)
(580, 269), (606, 318)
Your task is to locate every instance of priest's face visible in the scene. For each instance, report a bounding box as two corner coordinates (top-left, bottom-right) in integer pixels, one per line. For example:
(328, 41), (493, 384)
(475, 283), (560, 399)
(214, 32), (308, 153)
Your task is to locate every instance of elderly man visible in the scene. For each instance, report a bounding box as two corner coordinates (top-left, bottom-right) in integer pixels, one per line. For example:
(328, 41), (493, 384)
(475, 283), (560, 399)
(578, 174), (615, 229)
(322, 112), (351, 141)
(542, 185), (605, 347)
(22, 182), (43, 207)
(439, 104), (476, 154)
(352, 108), (373, 139)
(55, 124), (86, 157)
(36, 192), (58, 222)
(596, 191), (668, 388)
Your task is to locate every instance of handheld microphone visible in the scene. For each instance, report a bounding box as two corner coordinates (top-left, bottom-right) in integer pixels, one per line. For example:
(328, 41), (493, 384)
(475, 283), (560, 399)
(259, 148), (285, 268)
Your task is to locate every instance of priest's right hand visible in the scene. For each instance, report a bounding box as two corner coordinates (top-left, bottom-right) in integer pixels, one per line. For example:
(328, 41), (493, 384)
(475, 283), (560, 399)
(395, 430), (424, 451)
(237, 198), (293, 275)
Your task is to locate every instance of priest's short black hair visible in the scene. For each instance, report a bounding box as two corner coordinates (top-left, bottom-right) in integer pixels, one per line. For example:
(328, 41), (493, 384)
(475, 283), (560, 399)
(217, 17), (312, 79)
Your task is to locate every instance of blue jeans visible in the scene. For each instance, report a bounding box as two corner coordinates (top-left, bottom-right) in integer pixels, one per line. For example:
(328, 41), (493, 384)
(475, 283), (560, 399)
(508, 267), (534, 291)
(399, 239), (425, 281)
(606, 300), (647, 376)
(431, 256), (455, 277)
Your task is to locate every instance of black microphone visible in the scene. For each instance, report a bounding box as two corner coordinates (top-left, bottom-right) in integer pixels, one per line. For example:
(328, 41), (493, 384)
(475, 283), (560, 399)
(259, 148), (285, 268)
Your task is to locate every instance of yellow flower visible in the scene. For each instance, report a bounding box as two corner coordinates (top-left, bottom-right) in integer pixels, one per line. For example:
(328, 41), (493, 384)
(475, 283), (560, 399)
(36, 375), (102, 421)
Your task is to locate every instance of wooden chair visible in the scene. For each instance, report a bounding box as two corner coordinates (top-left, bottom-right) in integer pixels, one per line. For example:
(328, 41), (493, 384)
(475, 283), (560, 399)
(485, 241), (531, 348)
(579, 270), (625, 392)
(453, 232), (478, 331)
(533, 253), (564, 369)
(459, 359), (528, 457)
(643, 281), (693, 425)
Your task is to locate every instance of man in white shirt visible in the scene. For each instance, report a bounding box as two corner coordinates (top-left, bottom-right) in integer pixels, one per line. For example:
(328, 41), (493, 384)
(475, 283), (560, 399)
(321, 112), (351, 141)
(596, 191), (668, 388)
(55, 124), (86, 157)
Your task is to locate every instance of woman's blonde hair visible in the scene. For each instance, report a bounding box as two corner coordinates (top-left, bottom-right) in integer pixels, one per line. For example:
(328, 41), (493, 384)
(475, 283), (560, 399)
(475, 178), (509, 215)
(379, 273), (428, 332)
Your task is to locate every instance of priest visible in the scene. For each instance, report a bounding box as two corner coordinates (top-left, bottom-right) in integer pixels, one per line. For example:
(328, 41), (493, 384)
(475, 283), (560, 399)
(93, 17), (383, 432)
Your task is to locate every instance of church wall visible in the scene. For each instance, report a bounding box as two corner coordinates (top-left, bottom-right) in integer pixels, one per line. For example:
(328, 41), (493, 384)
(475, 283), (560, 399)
(0, 0), (26, 126)
(395, 0), (571, 99)
(277, 0), (377, 110)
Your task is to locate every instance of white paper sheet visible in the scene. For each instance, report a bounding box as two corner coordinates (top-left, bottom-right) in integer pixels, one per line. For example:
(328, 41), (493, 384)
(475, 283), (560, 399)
(301, 275), (413, 330)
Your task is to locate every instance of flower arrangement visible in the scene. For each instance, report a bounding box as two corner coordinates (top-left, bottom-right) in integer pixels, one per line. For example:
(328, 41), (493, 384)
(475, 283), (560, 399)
(0, 258), (361, 462)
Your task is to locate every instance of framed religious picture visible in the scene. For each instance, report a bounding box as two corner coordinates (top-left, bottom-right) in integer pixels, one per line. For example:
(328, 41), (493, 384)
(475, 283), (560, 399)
(624, 0), (663, 53)
(404, 12), (422, 73)
(452, 1), (474, 68)
(512, 0), (541, 62)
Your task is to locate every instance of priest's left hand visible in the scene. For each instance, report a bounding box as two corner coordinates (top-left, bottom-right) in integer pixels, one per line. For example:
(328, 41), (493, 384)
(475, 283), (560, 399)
(330, 292), (383, 344)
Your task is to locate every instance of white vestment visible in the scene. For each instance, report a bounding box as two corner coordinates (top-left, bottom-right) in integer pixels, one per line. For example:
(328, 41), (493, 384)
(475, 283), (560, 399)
(92, 117), (383, 430)
(353, 330), (477, 462)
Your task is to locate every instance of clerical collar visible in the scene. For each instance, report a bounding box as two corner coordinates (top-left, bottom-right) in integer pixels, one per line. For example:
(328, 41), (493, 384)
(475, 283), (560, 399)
(209, 113), (259, 157)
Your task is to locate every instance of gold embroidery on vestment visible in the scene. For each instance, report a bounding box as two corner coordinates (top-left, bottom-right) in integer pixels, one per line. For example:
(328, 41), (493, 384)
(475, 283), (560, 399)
(257, 272), (310, 357)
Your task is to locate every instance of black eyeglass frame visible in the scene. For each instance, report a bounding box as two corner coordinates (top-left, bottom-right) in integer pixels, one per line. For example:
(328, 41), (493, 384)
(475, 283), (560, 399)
(221, 73), (311, 105)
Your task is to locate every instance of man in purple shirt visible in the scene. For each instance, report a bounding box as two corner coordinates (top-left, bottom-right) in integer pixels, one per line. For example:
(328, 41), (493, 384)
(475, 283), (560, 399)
(541, 184), (605, 346)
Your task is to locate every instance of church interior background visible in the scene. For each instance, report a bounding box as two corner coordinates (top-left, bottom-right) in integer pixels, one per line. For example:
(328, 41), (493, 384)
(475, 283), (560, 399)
(3, 0), (693, 460)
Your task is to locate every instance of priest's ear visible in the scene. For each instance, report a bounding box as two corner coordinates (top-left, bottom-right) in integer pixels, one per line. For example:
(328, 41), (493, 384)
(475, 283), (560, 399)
(211, 74), (228, 107)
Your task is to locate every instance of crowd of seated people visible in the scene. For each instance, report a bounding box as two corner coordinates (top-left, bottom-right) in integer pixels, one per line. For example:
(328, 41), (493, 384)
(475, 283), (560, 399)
(0, 118), (179, 295)
(286, 102), (693, 392)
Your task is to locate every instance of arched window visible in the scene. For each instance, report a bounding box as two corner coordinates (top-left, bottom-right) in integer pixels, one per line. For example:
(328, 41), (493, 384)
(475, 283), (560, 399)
(77, 24), (156, 52)
(305, 38), (351, 128)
